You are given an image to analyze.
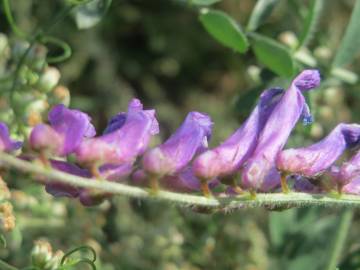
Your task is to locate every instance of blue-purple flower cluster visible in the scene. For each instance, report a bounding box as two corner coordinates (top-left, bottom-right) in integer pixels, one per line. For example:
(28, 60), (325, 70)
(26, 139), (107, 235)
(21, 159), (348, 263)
(2, 69), (360, 206)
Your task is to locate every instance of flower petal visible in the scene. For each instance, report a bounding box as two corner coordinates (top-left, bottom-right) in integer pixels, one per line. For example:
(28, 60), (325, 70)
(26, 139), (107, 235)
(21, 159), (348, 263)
(242, 70), (320, 190)
(142, 111), (213, 176)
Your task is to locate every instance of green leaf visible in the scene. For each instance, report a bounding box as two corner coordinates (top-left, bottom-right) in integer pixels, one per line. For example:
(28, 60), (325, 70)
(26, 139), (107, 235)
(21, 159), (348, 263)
(298, 0), (324, 48)
(250, 33), (295, 77)
(332, 0), (360, 67)
(199, 9), (249, 53)
(191, 0), (221, 6)
(74, 0), (112, 30)
(246, 0), (279, 32)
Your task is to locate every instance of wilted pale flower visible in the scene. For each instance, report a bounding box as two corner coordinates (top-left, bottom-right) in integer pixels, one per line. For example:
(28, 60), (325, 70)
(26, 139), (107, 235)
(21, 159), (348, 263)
(242, 69), (321, 192)
(142, 111), (212, 176)
(0, 122), (22, 152)
(75, 99), (159, 168)
(193, 88), (284, 182)
(277, 123), (360, 177)
(30, 104), (95, 156)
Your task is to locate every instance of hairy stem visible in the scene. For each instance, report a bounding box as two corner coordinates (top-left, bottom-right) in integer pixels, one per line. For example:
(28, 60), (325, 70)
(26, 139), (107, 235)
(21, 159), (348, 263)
(325, 209), (353, 270)
(2, 152), (360, 210)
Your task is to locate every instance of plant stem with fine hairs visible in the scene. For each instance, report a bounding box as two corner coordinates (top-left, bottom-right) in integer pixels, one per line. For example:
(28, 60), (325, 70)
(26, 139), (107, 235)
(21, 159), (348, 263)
(2, 152), (360, 210)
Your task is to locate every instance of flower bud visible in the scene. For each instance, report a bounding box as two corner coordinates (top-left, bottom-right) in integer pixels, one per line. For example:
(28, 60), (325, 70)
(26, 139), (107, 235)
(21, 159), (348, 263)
(0, 202), (15, 231)
(37, 67), (61, 93)
(31, 240), (53, 268)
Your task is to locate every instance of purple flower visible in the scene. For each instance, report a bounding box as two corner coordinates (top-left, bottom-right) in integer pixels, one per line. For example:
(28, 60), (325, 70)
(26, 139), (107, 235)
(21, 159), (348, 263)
(30, 104), (95, 156)
(45, 160), (130, 206)
(241, 70), (321, 191)
(0, 122), (22, 152)
(330, 148), (360, 190)
(142, 111), (212, 176)
(75, 99), (159, 166)
(277, 123), (360, 177)
(99, 163), (133, 181)
(192, 88), (284, 181)
(292, 175), (323, 193)
(343, 176), (360, 195)
(131, 167), (219, 193)
(45, 160), (91, 199)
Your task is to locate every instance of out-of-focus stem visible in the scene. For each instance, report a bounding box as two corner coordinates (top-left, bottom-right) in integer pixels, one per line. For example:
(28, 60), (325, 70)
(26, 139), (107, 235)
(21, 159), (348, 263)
(0, 259), (18, 270)
(325, 209), (353, 270)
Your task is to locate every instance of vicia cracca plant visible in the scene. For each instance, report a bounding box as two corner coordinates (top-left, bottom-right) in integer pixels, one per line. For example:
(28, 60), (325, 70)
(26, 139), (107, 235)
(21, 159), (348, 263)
(2, 69), (360, 208)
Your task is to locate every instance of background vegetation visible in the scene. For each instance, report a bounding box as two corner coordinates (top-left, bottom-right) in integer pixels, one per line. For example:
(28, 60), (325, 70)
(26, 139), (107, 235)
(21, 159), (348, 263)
(1, 0), (360, 269)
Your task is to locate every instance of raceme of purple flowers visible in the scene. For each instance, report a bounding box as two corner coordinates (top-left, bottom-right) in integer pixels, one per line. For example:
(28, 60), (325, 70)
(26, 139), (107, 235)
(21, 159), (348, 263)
(3, 69), (360, 206)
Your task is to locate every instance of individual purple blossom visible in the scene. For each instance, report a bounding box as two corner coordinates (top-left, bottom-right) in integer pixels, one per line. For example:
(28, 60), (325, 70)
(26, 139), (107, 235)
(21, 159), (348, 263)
(0, 122), (22, 152)
(45, 160), (91, 199)
(276, 123), (360, 177)
(343, 176), (360, 195)
(161, 168), (220, 193)
(30, 104), (95, 156)
(131, 167), (219, 193)
(99, 163), (133, 181)
(45, 160), (132, 206)
(142, 111), (212, 176)
(75, 98), (159, 167)
(241, 69), (321, 191)
(192, 88), (284, 181)
(292, 176), (323, 193)
(330, 148), (360, 191)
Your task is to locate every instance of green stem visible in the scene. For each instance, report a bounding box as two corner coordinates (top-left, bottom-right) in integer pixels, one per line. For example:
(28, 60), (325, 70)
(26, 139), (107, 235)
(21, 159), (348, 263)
(325, 209), (353, 270)
(1, 0), (27, 38)
(2, 153), (360, 210)
(0, 259), (18, 270)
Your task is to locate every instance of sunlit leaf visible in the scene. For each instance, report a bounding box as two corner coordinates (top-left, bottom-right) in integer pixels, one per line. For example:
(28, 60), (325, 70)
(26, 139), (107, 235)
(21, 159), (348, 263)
(298, 0), (324, 48)
(191, 0), (221, 6)
(332, 0), (360, 67)
(74, 0), (112, 29)
(250, 33), (295, 77)
(246, 0), (279, 32)
(199, 9), (249, 53)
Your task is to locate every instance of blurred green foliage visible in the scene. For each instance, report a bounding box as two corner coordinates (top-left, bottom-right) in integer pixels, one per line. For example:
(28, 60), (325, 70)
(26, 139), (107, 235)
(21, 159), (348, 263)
(1, 0), (360, 269)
